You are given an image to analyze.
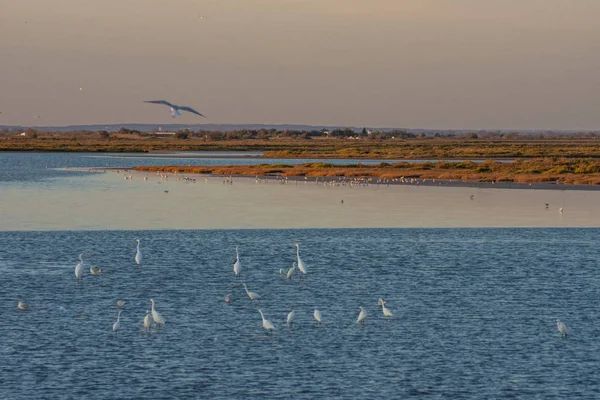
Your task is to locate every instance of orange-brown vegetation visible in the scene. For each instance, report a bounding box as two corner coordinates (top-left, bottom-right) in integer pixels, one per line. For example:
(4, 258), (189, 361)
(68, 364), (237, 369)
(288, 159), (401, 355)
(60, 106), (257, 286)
(133, 158), (600, 185)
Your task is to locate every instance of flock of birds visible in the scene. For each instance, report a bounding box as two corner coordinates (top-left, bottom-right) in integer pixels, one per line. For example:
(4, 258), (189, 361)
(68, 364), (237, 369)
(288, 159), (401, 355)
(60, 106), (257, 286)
(231, 243), (393, 332)
(68, 238), (165, 332)
(15, 232), (571, 337)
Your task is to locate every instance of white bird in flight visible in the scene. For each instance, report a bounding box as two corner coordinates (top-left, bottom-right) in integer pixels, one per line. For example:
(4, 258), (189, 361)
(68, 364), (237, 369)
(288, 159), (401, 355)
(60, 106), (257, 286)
(143, 100), (207, 119)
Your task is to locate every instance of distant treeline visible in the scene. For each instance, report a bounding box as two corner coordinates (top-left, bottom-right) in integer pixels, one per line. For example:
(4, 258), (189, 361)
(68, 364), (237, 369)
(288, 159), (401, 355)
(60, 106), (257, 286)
(2, 127), (600, 141)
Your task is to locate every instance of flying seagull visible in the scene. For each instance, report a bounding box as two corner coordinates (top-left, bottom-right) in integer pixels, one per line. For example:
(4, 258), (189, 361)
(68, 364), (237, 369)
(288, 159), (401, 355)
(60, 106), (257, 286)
(143, 100), (206, 118)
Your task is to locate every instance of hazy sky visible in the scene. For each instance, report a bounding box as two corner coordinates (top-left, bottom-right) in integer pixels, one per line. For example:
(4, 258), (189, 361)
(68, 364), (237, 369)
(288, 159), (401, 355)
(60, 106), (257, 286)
(1, 0), (599, 129)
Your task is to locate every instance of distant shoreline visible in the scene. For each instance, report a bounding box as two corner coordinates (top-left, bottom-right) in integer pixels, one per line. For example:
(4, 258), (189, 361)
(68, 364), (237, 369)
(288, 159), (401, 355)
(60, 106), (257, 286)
(97, 165), (599, 191)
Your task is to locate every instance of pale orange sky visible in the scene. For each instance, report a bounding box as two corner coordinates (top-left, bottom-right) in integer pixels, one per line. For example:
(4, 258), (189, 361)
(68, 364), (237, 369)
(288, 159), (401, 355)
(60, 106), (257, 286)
(1, 0), (599, 129)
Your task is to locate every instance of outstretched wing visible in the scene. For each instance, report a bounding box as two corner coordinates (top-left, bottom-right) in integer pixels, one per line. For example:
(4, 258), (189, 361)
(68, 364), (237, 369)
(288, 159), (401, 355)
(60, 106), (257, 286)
(143, 100), (176, 108)
(178, 106), (207, 118)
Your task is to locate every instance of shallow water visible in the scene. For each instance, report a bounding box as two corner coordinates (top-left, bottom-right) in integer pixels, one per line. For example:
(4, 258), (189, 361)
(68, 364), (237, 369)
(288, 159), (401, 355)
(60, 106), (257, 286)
(1, 228), (599, 399)
(2, 152), (600, 398)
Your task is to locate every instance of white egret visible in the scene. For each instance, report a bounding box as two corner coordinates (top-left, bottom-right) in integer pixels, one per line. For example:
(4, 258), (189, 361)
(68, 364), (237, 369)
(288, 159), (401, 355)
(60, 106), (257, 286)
(135, 239), (142, 265)
(287, 310), (295, 326)
(356, 307), (367, 325)
(233, 246), (241, 277)
(116, 300), (126, 308)
(295, 243), (307, 277)
(314, 309), (322, 324)
(143, 100), (207, 119)
(242, 284), (261, 303)
(258, 309), (274, 332)
(149, 299), (165, 327)
(75, 253), (84, 282)
(17, 301), (30, 311)
(286, 263), (296, 280)
(143, 310), (152, 332)
(556, 319), (569, 337)
(113, 310), (123, 332)
(381, 301), (393, 320)
(90, 266), (103, 275)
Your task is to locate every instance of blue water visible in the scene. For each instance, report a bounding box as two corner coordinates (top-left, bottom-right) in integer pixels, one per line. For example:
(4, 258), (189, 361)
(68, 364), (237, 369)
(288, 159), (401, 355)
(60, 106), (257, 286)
(0, 152), (411, 183)
(1, 228), (599, 399)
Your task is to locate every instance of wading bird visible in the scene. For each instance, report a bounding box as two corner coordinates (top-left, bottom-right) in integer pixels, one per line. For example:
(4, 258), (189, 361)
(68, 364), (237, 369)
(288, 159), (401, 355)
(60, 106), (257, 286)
(113, 310), (123, 332)
(556, 319), (569, 337)
(314, 309), (322, 324)
(287, 310), (295, 327)
(143, 310), (152, 332)
(242, 284), (261, 304)
(356, 307), (367, 325)
(286, 263), (296, 280)
(135, 239), (142, 265)
(258, 309), (274, 332)
(150, 299), (165, 327)
(295, 244), (307, 277)
(143, 100), (206, 118)
(233, 246), (241, 277)
(75, 253), (85, 283)
(381, 300), (393, 320)
(17, 301), (30, 311)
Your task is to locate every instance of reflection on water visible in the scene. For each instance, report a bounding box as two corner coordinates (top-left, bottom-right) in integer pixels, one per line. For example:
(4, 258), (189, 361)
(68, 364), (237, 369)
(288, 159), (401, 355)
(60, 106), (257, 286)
(1, 170), (599, 230)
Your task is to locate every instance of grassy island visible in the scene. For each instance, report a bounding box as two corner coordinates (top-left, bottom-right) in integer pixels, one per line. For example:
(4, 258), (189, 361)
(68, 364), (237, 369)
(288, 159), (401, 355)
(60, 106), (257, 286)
(133, 158), (600, 186)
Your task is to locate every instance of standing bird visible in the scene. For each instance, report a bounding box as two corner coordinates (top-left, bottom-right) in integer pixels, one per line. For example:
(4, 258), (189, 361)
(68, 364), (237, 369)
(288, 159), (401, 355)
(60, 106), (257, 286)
(287, 310), (295, 327)
(556, 319), (569, 337)
(75, 253), (85, 282)
(17, 301), (31, 311)
(313, 309), (322, 324)
(286, 263), (296, 280)
(242, 284), (261, 304)
(143, 100), (207, 119)
(113, 310), (123, 332)
(381, 300), (393, 320)
(135, 239), (142, 265)
(356, 307), (367, 325)
(258, 309), (275, 332)
(149, 299), (165, 328)
(295, 243), (307, 277)
(233, 246), (241, 277)
(143, 310), (152, 332)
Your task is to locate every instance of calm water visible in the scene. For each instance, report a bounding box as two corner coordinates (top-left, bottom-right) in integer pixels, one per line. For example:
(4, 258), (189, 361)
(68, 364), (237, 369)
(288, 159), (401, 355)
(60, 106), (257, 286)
(1, 229), (599, 399)
(0, 152), (414, 183)
(1, 152), (600, 398)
